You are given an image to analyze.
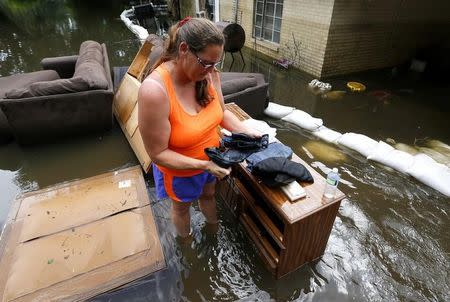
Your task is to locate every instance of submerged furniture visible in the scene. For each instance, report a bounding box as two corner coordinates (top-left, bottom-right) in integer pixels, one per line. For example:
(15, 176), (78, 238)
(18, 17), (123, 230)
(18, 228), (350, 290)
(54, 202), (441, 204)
(220, 71), (269, 117)
(0, 40), (114, 144)
(218, 103), (346, 279)
(0, 166), (165, 301)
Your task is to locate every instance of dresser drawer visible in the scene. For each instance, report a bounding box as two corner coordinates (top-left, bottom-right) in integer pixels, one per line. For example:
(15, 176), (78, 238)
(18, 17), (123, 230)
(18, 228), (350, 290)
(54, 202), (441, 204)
(240, 211), (278, 274)
(234, 178), (285, 250)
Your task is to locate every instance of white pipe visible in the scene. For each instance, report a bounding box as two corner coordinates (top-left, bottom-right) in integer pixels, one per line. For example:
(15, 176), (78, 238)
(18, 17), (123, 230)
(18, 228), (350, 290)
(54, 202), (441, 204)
(214, 0), (220, 22)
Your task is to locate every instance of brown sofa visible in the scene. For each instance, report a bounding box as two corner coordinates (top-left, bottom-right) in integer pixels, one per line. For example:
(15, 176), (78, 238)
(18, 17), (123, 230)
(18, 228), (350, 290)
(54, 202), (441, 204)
(0, 40), (114, 144)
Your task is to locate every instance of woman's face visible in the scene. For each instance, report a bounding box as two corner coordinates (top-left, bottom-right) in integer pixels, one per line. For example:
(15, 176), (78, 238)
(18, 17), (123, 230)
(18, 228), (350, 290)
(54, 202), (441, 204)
(181, 43), (223, 81)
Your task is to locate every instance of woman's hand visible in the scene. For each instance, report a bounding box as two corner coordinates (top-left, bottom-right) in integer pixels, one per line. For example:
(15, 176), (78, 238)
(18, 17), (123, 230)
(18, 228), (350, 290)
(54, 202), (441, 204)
(205, 161), (231, 180)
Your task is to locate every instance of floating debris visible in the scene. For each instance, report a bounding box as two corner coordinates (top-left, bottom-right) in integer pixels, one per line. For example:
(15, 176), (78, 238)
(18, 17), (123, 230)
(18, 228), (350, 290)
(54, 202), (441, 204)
(273, 58), (293, 69)
(347, 81), (366, 92)
(308, 79), (332, 93)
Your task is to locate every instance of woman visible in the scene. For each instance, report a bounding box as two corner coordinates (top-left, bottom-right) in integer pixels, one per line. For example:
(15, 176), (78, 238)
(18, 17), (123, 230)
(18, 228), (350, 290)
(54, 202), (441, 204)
(138, 17), (260, 238)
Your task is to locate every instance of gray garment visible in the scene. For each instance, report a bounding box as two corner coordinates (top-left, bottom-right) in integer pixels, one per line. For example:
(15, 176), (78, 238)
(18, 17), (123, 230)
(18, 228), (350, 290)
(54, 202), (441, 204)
(246, 142), (293, 170)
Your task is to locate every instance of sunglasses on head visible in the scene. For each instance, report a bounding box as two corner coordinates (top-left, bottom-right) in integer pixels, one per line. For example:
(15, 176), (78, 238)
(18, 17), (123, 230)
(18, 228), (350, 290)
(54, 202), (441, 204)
(190, 50), (221, 69)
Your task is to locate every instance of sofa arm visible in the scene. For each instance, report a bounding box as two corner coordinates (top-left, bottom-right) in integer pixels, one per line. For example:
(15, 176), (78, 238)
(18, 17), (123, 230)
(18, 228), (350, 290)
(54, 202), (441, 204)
(223, 83), (269, 117)
(41, 55), (78, 79)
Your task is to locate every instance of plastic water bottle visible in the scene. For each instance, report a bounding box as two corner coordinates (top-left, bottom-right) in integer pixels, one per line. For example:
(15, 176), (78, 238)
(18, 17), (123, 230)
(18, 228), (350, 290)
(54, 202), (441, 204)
(323, 168), (340, 199)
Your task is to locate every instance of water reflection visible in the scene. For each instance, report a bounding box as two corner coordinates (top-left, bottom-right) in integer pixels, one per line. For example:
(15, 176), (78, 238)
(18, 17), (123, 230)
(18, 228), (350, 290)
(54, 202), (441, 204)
(0, 0), (139, 77)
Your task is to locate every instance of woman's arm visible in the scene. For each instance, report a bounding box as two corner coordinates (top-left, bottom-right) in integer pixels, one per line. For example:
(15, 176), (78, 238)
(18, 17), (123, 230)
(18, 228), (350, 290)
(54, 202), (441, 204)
(210, 69), (262, 137)
(138, 76), (230, 178)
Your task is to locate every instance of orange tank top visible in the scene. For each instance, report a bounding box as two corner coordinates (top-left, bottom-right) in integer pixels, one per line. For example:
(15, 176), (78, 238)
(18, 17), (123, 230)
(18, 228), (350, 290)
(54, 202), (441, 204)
(155, 65), (223, 177)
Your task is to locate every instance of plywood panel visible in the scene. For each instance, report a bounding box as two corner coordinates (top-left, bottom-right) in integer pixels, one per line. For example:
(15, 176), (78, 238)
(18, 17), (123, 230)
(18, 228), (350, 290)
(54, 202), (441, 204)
(113, 39), (157, 173)
(127, 41), (154, 81)
(125, 102), (139, 138)
(114, 74), (141, 124)
(131, 129), (151, 173)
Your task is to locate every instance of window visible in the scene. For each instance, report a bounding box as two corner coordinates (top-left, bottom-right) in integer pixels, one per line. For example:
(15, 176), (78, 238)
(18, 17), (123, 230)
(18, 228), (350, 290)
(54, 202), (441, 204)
(253, 0), (283, 44)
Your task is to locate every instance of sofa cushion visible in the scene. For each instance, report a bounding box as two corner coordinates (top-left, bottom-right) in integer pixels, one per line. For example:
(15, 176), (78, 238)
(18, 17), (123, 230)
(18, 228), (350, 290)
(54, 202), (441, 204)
(221, 77), (257, 96)
(76, 40), (104, 68)
(0, 70), (60, 99)
(4, 77), (89, 99)
(74, 61), (108, 90)
(73, 40), (108, 90)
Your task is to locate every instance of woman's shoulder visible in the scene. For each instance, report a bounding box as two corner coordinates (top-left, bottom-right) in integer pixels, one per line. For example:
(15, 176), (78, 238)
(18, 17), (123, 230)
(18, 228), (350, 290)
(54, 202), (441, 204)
(139, 72), (168, 106)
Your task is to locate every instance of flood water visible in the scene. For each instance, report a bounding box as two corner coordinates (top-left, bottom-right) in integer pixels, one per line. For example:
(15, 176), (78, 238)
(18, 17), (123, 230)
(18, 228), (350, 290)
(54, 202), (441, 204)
(1, 1), (449, 301)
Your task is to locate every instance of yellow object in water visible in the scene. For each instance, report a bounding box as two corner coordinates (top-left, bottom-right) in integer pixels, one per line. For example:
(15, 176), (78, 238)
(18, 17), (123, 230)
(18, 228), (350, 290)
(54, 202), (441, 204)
(302, 140), (347, 162)
(323, 90), (346, 100)
(347, 81), (366, 92)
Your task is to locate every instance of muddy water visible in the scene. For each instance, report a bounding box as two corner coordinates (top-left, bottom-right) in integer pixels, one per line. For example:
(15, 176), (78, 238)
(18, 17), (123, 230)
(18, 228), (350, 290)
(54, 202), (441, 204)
(1, 2), (449, 301)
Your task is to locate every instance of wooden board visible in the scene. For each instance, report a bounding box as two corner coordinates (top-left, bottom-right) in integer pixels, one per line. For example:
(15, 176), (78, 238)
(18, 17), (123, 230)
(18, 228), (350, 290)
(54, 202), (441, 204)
(113, 40), (157, 173)
(127, 41), (154, 82)
(114, 73), (141, 125)
(0, 166), (165, 302)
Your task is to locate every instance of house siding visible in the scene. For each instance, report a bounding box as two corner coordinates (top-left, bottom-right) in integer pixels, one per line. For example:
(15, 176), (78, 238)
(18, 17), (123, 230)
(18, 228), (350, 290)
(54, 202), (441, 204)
(219, 0), (450, 77)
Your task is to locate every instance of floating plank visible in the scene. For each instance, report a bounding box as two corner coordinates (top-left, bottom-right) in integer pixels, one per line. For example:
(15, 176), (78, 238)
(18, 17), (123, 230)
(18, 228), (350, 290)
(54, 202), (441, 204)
(0, 166), (165, 302)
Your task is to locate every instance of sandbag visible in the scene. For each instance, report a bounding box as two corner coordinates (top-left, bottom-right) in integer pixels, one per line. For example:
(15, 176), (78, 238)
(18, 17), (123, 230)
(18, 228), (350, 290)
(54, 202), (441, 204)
(312, 126), (342, 144)
(406, 153), (450, 197)
(337, 132), (378, 157)
(281, 109), (323, 131)
(368, 142), (414, 174)
(263, 102), (295, 119)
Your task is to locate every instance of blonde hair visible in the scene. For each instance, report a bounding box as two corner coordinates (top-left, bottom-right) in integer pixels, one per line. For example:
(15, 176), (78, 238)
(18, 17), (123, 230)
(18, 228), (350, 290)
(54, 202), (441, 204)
(153, 18), (224, 107)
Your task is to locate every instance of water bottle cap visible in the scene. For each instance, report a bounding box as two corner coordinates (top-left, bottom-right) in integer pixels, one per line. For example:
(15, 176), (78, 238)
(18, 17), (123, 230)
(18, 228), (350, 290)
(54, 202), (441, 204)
(332, 168), (338, 173)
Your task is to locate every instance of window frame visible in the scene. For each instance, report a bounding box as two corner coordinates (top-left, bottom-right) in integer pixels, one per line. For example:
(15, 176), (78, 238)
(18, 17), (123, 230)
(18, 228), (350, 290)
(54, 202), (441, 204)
(253, 0), (283, 44)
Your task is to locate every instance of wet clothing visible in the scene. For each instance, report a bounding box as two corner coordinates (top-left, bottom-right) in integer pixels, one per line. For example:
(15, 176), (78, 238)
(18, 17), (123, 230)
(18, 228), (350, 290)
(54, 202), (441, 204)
(221, 133), (269, 151)
(205, 133), (269, 168)
(251, 157), (314, 187)
(151, 64), (223, 202)
(205, 147), (252, 168)
(153, 164), (215, 202)
(246, 142), (293, 171)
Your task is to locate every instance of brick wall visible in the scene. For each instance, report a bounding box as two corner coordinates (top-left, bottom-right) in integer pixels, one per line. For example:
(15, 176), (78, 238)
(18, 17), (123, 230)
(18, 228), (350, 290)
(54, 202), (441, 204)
(219, 0), (335, 77)
(219, 0), (450, 77)
(322, 0), (450, 77)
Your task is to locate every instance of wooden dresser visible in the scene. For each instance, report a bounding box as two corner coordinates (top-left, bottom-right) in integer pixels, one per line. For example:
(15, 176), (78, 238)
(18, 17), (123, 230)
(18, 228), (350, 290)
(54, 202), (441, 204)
(218, 103), (346, 278)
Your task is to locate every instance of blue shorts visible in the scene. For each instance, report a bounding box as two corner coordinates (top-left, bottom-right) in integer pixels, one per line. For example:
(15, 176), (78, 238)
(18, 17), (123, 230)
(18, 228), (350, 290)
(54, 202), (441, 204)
(152, 164), (216, 202)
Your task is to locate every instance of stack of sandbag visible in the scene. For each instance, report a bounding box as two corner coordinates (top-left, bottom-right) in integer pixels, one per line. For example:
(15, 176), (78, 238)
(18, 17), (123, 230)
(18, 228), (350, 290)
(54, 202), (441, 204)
(263, 101), (450, 197)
